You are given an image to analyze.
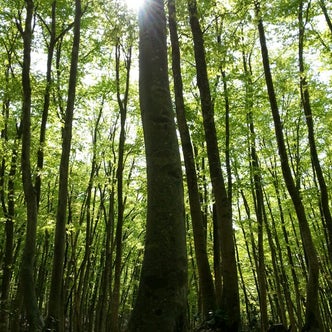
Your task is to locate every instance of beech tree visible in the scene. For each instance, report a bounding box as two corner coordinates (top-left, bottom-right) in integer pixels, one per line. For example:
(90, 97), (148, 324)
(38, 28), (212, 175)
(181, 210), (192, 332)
(255, 1), (322, 330)
(128, 0), (187, 330)
(19, 0), (44, 329)
(168, 0), (216, 318)
(45, 0), (81, 330)
(188, 0), (240, 329)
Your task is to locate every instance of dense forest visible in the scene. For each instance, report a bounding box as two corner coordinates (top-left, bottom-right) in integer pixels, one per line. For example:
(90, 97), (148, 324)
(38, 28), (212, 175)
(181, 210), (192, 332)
(0, 0), (331, 331)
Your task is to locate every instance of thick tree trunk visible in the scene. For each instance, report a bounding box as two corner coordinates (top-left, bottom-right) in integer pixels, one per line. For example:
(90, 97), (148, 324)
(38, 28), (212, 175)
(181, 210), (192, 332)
(45, 1), (81, 330)
(255, 2), (322, 330)
(168, 0), (216, 318)
(128, 0), (187, 330)
(187, 0), (240, 330)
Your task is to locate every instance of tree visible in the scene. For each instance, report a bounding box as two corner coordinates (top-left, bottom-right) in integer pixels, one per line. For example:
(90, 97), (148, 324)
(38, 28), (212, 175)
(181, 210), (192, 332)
(168, 0), (216, 318)
(255, 1), (323, 330)
(109, 37), (132, 332)
(0, 23), (20, 331)
(19, 0), (44, 329)
(319, 0), (332, 34)
(45, 0), (81, 330)
(187, 0), (240, 329)
(298, 0), (332, 262)
(128, 0), (187, 330)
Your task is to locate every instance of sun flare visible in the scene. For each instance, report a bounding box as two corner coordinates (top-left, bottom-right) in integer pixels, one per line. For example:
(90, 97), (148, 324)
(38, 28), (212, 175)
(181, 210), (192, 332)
(124, 0), (145, 11)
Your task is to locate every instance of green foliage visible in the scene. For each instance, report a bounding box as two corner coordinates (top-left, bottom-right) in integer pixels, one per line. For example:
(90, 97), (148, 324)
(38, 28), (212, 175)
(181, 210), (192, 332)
(0, 0), (332, 330)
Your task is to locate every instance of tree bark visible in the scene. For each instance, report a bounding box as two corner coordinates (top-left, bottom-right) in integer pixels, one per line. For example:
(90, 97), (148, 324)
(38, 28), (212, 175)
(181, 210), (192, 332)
(128, 0), (187, 330)
(255, 2), (322, 330)
(187, 0), (240, 330)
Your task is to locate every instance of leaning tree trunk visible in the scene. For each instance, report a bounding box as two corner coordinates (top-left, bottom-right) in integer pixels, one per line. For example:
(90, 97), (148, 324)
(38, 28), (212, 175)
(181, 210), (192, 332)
(319, 0), (332, 34)
(255, 2), (322, 330)
(45, 1), (81, 331)
(127, 0), (187, 331)
(298, 0), (332, 262)
(187, 0), (240, 330)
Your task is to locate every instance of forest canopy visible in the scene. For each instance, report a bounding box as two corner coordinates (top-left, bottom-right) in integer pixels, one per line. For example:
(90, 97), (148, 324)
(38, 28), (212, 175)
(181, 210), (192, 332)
(0, 0), (331, 331)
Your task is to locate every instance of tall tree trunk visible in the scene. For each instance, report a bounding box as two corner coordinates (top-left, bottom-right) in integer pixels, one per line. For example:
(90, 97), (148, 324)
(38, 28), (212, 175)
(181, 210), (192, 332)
(264, 193), (289, 326)
(45, 0), (81, 330)
(167, 0), (216, 318)
(35, 0), (56, 207)
(0, 46), (19, 332)
(96, 152), (116, 332)
(187, 0), (240, 330)
(242, 47), (268, 330)
(221, 70), (232, 201)
(255, 2), (322, 330)
(109, 40), (131, 332)
(247, 115), (268, 331)
(128, 0), (187, 330)
(298, 0), (332, 261)
(19, 0), (44, 330)
(0, 149), (17, 332)
(268, 160), (304, 329)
